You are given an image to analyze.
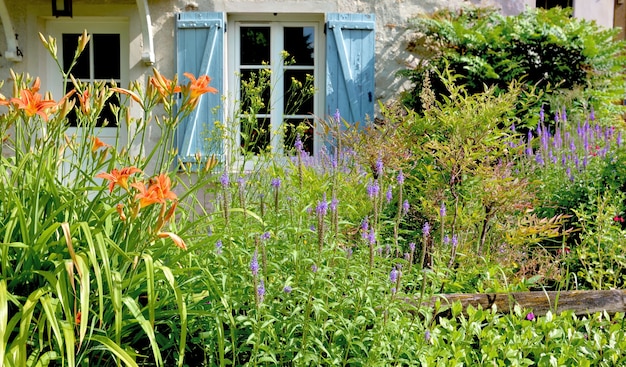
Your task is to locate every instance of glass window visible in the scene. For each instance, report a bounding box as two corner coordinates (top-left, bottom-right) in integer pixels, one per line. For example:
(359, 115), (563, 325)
(62, 33), (121, 127)
(236, 22), (318, 157)
(536, 0), (573, 9)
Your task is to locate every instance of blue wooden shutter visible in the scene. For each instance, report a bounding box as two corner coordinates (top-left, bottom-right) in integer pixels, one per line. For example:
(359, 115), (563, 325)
(175, 12), (225, 163)
(326, 13), (376, 125)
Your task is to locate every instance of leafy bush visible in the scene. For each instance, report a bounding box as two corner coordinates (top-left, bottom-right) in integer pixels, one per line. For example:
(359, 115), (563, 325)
(401, 6), (626, 126)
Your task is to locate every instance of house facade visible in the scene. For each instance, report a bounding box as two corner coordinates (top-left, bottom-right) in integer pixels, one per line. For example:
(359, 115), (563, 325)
(0, 0), (619, 163)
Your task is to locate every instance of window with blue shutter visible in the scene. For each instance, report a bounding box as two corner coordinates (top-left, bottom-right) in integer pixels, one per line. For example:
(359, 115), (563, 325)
(325, 13), (376, 126)
(175, 12), (225, 163)
(175, 11), (375, 163)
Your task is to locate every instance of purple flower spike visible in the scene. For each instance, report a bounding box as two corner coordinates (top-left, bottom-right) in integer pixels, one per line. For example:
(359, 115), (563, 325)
(375, 156), (384, 177)
(257, 280), (265, 303)
(397, 170), (405, 185)
(334, 109), (341, 123)
(386, 187), (393, 204)
(316, 194), (328, 216)
(330, 196), (339, 212)
(294, 134), (304, 152)
(311, 264), (318, 273)
(422, 222), (431, 237)
(539, 106), (544, 122)
(409, 242), (416, 252)
(250, 250), (259, 276)
(220, 172), (229, 187)
(590, 106), (595, 121)
(389, 268), (398, 283)
(403, 200), (410, 215)
(368, 228), (376, 245)
(283, 285), (292, 294)
(271, 178), (281, 188)
(215, 240), (223, 255)
(366, 180), (380, 199)
(440, 202), (446, 218)
(260, 232), (271, 240)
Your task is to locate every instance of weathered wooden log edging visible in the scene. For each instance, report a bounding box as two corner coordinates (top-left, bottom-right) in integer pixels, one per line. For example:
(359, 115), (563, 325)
(414, 290), (626, 317)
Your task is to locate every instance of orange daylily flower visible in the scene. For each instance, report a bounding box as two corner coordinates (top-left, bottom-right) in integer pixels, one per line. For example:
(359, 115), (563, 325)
(150, 69), (181, 100)
(95, 166), (142, 193)
(157, 231), (187, 250)
(183, 72), (218, 107)
(91, 136), (110, 152)
(77, 90), (91, 115)
(131, 173), (177, 208)
(10, 78), (57, 121)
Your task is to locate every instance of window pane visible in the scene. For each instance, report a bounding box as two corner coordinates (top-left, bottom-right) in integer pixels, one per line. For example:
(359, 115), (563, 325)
(536, 0), (572, 8)
(240, 27), (270, 65)
(284, 70), (314, 116)
(284, 119), (314, 155)
(64, 82), (119, 128)
(284, 27), (314, 66)
(240, 68), (271, 115)
(93, 34), (120, 79)
(63, 33), (89, 78)
(240, 117), (270, 155)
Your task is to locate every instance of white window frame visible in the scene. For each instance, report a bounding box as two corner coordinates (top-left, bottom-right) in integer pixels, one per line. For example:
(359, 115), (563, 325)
(44, 17), (129, 141)
(226, 13), (324, 168)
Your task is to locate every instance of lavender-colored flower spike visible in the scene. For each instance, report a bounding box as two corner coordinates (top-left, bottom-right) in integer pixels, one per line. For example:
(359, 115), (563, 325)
(590, 106), (595, 121)
(220, 172), (229, 187)
(366, 180), (380, 199)
(294, 133), (304, 152)
(316, 198), (328, 216)
(250, 250), (259, 276)
(539, 106), (544, 123)
(330, 196), (339, 212)
(215, 240), (223, 255)
(402, 200), (410, 215)
(260, 232), (271, 240)
(271, 177), (282, 188)
(257, 280), (265, 303)
(375, 156), (384, 177)
(283, 285), (292, 294)
(409, 242), (416, 252)
(397, 170), (404, 185)
(440, 202), (446, 218)
(389, 268), (398, 283)
(368, 228), (376, 245)
(311, 264), (318, 273)
(386, 187), (393, 204)
(422, 222), (431, 237)
(443, 235), (450, 245)
(334, 109), (341, 123)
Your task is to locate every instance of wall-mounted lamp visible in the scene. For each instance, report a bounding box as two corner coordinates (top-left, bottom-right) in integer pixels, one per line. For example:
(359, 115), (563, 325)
(52, 0), (72, 17)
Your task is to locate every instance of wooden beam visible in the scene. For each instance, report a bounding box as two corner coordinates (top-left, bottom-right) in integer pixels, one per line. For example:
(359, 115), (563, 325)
(411, 290), (626, 316)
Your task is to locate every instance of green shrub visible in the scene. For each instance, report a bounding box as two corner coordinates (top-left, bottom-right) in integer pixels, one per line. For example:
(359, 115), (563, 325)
(401, 6), (626, 126)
